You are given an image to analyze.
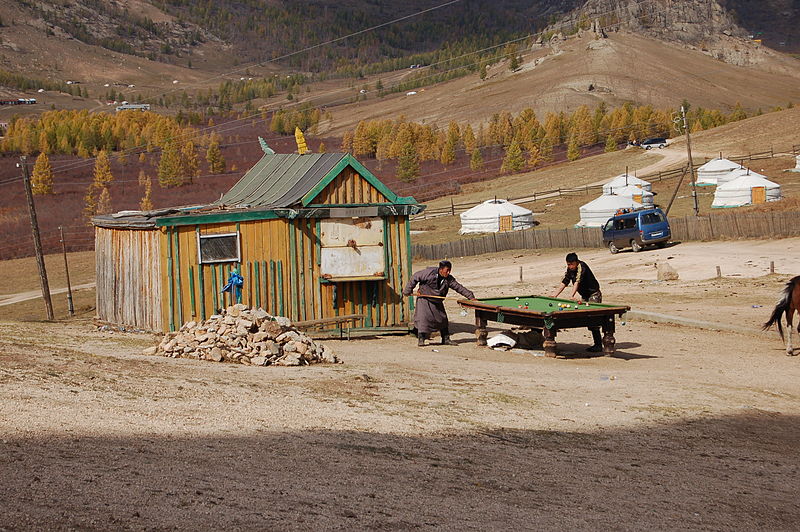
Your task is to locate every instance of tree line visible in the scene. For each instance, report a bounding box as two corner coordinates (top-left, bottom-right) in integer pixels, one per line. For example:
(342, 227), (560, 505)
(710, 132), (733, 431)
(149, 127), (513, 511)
(340, 102), (764, 181)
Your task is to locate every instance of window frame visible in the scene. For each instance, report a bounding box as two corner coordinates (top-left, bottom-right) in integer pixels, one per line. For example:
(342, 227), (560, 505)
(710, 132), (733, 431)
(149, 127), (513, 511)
(196, 231), (241, 265)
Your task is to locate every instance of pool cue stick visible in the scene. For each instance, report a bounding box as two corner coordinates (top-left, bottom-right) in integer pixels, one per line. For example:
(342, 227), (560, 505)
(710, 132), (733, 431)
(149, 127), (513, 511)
(411, 293), (464, 301)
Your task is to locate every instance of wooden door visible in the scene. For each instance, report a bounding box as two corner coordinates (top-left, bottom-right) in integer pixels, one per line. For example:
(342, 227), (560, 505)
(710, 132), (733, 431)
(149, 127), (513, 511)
(499, 215), (513, 232)
(751, 187), (766, 204)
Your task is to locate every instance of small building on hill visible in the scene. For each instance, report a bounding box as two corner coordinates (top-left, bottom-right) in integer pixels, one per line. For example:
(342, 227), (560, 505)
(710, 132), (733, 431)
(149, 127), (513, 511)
(577, 194), (643, 227)
(696, 158), (741, 186)
(716, 167), (766, 187)
(711, 173), (781, 208)
(459, 199), (534, 234)
(93, 149), (424, 333)
(602, 174), (652, 193)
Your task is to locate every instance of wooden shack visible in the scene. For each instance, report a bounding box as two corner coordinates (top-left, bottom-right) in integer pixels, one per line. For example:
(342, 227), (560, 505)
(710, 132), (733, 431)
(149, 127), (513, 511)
(93, 151), (424, 333)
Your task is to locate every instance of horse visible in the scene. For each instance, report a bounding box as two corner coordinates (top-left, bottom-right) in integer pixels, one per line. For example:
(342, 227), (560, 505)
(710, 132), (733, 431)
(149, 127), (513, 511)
(763, 275), (800, 356)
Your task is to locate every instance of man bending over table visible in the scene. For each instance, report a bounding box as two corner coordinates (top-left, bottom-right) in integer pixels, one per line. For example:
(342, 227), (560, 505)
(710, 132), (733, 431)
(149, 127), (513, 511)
(403, 260), (475, 347)
(552, 252), (604, 352)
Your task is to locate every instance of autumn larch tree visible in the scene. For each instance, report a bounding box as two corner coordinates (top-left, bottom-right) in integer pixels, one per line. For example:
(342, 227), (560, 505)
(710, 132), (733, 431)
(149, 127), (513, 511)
(397, 141), (420, 182)
(501, 140), (525, 173)
(31, 152), (54, 195)
(206, 135), (226, 174)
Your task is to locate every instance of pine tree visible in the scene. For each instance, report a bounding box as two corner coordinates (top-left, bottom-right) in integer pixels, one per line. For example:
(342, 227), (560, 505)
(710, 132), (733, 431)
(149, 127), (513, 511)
(206, 136), (226, 174)
(539, 140), (553, 162)
(180, 141), (199, 184)
(93, 150), (114, 187)
(527, 144), (541, 168)
(469, 148), (484, 171)
(139, 177), (153, 211)
(440, 139), (456, 166)
(501, 140), (525, 172)
(567, 134), (581, 161)
(96, 186), (112, 215)
(157, 139), (182, 187)
(340, 131), (354, 153)
(462, 124), (477, 154)
(604, 134), (617, 153)
(84, 152), (114, 221)
(397, 141), (419, 182)
(31, 152), (54, 195)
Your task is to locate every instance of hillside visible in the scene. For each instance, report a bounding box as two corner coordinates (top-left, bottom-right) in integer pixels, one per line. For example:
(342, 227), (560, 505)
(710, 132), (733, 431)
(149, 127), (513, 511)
(2, 0), (799, 102)
(319, 31), (800, 135)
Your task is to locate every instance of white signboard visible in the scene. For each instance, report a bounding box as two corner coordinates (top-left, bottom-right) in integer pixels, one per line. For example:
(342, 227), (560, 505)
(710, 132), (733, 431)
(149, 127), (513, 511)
(319, 217), (385, 280)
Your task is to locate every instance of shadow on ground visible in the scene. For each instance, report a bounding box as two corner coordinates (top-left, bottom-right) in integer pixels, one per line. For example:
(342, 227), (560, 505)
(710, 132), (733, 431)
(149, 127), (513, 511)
(2, 413), (798, 530)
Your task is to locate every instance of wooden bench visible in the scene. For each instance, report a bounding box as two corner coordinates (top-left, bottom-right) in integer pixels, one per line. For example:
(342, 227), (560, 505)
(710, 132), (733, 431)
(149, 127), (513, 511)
(293, 313), (365, 340)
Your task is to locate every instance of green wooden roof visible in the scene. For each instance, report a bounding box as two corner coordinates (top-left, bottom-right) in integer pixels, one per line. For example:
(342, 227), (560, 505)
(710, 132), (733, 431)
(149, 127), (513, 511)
(216, 152), (416, 208)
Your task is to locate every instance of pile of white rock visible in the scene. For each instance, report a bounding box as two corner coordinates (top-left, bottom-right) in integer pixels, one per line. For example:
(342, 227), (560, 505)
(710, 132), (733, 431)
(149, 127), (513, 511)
(143, 304), (339, 366)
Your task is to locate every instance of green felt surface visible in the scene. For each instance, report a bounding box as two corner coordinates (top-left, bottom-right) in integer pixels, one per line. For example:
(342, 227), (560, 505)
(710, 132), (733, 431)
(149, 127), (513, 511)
(474, 295), (615, 313)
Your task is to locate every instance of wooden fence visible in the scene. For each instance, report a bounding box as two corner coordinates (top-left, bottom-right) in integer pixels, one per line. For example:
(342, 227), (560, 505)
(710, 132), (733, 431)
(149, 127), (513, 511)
(415, 146), (796, 220)
(411, 210), (800, 259)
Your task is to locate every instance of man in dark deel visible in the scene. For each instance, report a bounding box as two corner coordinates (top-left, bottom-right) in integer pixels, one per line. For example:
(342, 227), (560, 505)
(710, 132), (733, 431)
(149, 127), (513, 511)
(552, 252), (604, 352)
(403, 260), (475, 347)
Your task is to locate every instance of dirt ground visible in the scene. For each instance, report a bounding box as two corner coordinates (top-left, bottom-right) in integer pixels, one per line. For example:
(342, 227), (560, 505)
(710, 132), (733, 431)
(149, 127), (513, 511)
(2, 240), (800, 530)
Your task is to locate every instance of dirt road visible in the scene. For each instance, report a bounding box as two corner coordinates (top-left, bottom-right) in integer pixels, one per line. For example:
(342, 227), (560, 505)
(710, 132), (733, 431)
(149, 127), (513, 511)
(1, 240), (799, 529)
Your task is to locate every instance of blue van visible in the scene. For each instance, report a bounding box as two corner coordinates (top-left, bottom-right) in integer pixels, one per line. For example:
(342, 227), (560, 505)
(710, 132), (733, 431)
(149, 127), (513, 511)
(601, 207), (671, 253)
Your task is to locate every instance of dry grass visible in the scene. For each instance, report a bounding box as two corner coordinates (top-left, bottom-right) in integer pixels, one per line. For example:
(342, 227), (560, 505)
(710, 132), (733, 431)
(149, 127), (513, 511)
(0, 251), (95, 296)
(5, 287), (96, 322)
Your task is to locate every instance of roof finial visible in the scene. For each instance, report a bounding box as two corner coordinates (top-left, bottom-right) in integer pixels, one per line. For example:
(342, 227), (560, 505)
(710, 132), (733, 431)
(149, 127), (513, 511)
(295, 127), (310, 155)
(258, 137), (275, 155)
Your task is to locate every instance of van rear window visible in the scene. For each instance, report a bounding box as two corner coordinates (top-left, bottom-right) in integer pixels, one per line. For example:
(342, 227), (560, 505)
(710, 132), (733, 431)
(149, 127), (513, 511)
(642, 212), (664, 224)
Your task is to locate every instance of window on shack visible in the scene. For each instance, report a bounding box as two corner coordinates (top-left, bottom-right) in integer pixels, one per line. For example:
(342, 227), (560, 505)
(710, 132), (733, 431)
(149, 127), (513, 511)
(197, 232), (240, 264)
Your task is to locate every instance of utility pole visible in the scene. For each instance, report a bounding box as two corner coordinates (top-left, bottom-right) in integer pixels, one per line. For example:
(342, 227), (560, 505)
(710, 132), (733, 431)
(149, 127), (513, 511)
(20, 156), (54, 320)
(681, 105), (700, 216)
(59, 226), (75, 316)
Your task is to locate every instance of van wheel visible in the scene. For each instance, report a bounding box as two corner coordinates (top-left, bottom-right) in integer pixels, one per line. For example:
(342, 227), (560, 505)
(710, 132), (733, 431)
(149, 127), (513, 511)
(631, 239), (643, 253)
(608, 241), (620, 254)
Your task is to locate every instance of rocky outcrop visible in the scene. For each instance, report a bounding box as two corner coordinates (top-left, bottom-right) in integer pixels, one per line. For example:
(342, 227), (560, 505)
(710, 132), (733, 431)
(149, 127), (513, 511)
(145, 305), (339, 367)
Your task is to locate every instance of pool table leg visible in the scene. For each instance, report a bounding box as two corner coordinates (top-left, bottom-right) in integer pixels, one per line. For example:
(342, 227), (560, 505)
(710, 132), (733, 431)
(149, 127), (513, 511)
(602, 317), (616, 356)
(475, 313), (488, 346)
(543, 327), (557, 358)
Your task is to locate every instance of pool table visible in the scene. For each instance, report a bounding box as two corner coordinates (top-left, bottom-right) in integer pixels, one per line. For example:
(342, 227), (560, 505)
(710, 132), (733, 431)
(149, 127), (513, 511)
(458, 295), (630, 357)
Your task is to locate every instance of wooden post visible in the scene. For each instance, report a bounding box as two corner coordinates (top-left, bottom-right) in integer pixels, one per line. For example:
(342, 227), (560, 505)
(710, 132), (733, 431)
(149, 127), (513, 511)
(475, 313), (488, 346)
(519, 266), (523, 282)
(59, 226), (74, 316)
(716, 265), (722, 278)
(542, 327), (557, 358)
(681, 105), (700, 216)
(450, 198), (455, 216)
(20, 156), (54, 321)
(770, 261), (775, 274)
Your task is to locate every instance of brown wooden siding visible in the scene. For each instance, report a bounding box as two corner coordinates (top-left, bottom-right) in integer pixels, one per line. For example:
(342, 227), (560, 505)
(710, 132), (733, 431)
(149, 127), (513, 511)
(160, 215), (412, 332)
(313, 167), (388, 205)
(96, 227), (162, 331)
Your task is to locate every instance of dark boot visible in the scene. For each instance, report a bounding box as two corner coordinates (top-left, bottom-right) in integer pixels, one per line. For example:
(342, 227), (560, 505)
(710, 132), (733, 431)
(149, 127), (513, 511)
(418, 333), (428, 347)
(587, 329), (603, 352)
(441, 329), (455, 346)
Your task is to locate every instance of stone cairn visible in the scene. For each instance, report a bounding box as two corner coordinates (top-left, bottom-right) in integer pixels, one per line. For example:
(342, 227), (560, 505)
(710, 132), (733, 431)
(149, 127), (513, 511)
(143, 304), (339, 366)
